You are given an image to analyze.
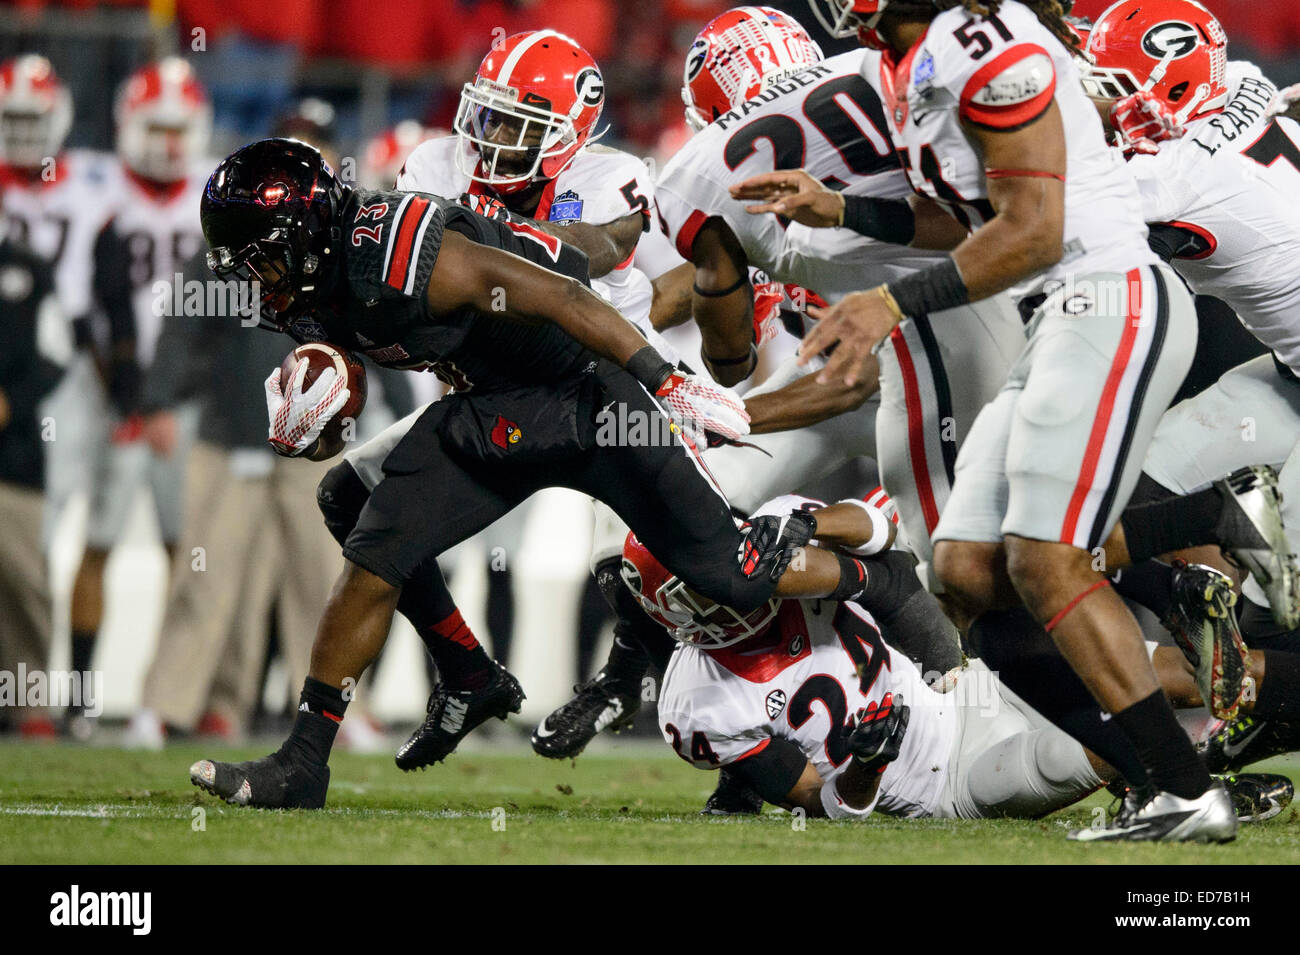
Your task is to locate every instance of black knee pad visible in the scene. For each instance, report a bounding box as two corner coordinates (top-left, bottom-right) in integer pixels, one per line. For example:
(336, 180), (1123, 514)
(316, 460), (370, 547)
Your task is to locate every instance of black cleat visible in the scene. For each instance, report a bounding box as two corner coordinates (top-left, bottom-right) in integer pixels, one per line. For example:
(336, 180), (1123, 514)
(1218, 772), (1294, 822)
(701, 766), (763, 816)
(395, 660), (524, 771)
(1068, 783), (1237, 842)
(189, 751), (329, 809)
(1163, 561), (1252, 719)
(531, 671), (640, 759)
(1215, 465), (1300, 630)
(1198, 715), (1299, 774)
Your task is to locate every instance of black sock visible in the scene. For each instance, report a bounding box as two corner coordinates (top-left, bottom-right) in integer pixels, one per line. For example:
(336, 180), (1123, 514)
(283, 677), (349, 767)
(603, 634), (651, 693)
(1254, 650), (1300, 721)
(594, 554), (671, 681)
(70, 628), (95, 676)
(1112, 690), (1212, 800)
(968, 608), (1149, 789)
(1120, 485), (1223, 562)
(1110, 560), (1176, 620)
(853, 551), (962, 676)
(420, 610), (493, 690)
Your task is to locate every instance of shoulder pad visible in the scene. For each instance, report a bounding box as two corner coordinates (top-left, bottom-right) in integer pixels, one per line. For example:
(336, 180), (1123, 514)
(960, 46), (1056, 130)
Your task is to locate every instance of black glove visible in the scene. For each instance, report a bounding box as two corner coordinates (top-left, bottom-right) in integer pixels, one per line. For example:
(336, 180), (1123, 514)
(741, 510), (818, 581)
(845, 692), (909, 773)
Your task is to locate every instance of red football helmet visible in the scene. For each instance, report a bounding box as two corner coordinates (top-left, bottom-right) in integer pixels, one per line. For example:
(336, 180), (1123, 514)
(116, 56), (212, 184)
(1083, 0), (1228, 124)
(361, 120), (439, 189)
(682, 7), (824, 132)
(0, 54), (72, 170)
(454, 30), (605, 195)
(809, 0), (893, 49)
(621, 531), (779, 650)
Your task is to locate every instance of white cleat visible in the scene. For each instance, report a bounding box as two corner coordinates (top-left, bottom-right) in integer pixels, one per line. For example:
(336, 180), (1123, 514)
(1215, 466), (1300, 630)
(1068, 783), (1238, 843)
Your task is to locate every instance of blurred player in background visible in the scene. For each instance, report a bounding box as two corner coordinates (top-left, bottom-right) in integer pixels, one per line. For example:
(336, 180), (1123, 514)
(64, 57), (212, 737)
(0, 55), (120, 548)
(0, 209), (67, 738)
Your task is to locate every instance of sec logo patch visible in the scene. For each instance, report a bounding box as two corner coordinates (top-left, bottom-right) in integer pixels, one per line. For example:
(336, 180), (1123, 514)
(765, 689), (787, 720)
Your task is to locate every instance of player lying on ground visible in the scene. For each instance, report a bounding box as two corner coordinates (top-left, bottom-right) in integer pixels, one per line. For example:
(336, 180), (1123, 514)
(187, 138), (879, 809)
(634, 495), (1296, 826)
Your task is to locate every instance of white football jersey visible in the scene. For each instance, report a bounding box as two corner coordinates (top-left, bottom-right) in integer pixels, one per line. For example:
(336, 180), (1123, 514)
(1126, 63), (1300, 375)
(656, 494), (957, 818)
(108, 161), (211, 367)
(0, 149), (121, 321)
(655, 51), (946, 302)
(397, 136), (658, 331)
(862, 1), (1155, 293)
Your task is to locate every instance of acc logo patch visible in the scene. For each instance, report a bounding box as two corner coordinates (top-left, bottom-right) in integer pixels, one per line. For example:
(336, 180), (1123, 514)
(491, 415), (523, 450)
(765, 688), (787, 721)
(1142, 21), (1199, 59)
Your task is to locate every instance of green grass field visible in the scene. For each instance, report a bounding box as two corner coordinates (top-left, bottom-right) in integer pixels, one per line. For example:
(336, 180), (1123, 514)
(3, 739), (1299, 864)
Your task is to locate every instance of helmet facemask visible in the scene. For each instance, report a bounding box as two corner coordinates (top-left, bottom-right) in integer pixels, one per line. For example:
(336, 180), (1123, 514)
(454, 79), (595, 193)
(623, 559), (779, 650)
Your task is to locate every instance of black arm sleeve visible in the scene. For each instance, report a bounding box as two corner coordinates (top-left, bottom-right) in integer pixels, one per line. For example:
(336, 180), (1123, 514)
(725, 737), (808, 807)
(841, 194), (916, 245)
(1146, 222), (1213, 263)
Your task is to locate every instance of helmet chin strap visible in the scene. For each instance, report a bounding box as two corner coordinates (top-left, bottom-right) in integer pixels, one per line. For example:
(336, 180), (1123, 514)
(1174, 82), (1214, 124)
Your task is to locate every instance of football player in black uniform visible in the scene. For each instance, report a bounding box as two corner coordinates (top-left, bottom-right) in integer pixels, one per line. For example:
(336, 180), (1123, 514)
(187, 139), (884, 808)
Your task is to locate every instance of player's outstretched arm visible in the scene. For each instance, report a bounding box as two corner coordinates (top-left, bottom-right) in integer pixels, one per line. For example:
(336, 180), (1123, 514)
(426, 230), (751, 442)
(731, 170), (970, 250)
(744, 356), (878, 433)
(534, 210), (645, 278)
(427, 229), (652, 367)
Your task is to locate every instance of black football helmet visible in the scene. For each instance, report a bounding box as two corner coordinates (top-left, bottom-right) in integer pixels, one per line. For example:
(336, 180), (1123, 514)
(201, 137), (347, 330)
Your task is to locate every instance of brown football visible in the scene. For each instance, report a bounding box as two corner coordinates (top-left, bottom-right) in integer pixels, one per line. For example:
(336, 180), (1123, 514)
(278, 342), (367, 457)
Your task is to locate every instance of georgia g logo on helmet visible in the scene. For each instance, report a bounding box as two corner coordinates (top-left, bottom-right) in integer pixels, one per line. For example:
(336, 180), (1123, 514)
(574, 67), (604, 109)
(684, 38), (709, 83)
(1141, 21), (1200, 59)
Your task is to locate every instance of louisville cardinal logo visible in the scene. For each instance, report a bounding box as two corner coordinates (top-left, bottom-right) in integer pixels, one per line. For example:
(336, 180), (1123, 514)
(491, 415), (523, 450)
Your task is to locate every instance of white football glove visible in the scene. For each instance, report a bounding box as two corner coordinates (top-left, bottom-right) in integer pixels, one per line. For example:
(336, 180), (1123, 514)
(655, 370), (750, 449)
(264, 358), (350, 457)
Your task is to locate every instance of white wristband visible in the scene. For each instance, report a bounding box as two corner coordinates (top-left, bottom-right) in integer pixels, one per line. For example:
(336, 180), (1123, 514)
(836, 497), (893, 557)
(819, 773), (879, 820)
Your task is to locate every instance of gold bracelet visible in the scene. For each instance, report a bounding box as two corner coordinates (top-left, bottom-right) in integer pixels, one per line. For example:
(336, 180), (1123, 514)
(876, 285), (905, 321)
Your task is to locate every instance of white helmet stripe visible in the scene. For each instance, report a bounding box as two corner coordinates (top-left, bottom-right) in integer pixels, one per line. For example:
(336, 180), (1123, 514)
(496, 29), (563, 88)
(746, 6), (796, 73)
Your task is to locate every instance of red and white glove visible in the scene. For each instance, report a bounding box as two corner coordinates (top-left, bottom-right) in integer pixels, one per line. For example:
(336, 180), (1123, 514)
(752, 281), (785, 347)
(655, 370), (750, 449)
(264, 358), (350, 457)
(458, 192), (510, 221)
(1111, 91), (1184, 155)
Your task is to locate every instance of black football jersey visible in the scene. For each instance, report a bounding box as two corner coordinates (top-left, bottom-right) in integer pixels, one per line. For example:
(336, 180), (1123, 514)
(295, 187), (595, 392)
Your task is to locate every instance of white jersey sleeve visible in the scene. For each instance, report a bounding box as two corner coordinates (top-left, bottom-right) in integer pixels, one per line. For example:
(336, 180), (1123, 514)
(395, 136), (472, 198)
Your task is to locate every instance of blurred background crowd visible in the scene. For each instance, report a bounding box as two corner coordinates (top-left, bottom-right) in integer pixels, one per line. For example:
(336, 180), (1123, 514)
(0, 0), (1295, 751)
